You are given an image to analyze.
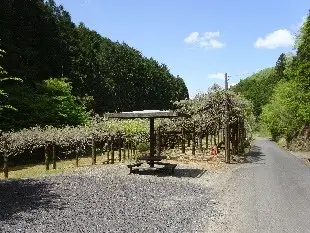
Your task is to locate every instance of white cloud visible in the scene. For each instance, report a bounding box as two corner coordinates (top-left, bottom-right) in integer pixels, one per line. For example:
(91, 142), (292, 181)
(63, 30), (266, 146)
(184, 31), (225, 49)
(207, 72), (225, 80)
(254, 29), (294, 49)
(184, 32), (199, 44)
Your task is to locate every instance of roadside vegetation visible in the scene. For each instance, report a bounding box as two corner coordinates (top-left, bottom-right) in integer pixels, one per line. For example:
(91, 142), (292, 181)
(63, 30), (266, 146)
(233, 11), (310, 152)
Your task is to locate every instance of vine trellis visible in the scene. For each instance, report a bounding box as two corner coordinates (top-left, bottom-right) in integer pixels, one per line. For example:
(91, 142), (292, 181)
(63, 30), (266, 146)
(0, 84), (254, 178)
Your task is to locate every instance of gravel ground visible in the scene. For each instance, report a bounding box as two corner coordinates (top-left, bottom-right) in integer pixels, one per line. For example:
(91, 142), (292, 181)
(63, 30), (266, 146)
(0, 164), (227, 233)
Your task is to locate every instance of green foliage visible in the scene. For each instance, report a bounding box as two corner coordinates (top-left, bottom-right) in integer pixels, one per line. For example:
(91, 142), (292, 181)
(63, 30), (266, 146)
(136, 143), (150, 152)
(275, 53), (287, 81)
(0, 48), (22, 112)
(294, 11), (310, 90)
(0, 78), (90, 131)
(233, 67), (277, 118)
(261, 80), (305, 140)
(34, 78), (90, 126)
(0, 0), (189, 126)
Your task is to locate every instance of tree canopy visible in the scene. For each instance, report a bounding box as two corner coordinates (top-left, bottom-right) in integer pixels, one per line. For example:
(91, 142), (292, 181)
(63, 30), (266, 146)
(0, 0), (189, 131)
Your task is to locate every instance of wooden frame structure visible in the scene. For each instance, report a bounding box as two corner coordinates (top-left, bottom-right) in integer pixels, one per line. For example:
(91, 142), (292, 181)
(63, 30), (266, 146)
(105, 110), (190, 170)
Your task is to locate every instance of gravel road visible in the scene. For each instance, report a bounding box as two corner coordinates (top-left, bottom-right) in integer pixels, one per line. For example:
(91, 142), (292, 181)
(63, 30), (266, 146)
(0, 164), (223, 233)
(209, 138), (310, 233)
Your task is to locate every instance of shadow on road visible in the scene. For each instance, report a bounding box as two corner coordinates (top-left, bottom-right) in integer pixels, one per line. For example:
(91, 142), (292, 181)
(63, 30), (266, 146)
(0, 179), (65, 222)
(236, 145), (266, 164)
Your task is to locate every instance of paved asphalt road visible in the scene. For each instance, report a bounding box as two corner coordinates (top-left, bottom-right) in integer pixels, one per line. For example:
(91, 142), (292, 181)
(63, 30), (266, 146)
(220, 138), (310, 233)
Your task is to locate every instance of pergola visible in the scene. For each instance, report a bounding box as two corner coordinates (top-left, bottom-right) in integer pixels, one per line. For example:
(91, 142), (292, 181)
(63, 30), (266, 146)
(105, 110), (190, 169)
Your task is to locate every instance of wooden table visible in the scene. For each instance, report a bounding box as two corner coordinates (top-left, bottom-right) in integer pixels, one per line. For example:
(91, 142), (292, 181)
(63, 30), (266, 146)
(105, 110), (189, 170)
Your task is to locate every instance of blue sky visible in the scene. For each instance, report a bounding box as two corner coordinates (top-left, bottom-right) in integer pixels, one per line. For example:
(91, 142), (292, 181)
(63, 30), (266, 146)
(55, 0), (308, 97)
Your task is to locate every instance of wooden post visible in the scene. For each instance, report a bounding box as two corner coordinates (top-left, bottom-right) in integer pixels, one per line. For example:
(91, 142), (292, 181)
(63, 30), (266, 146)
(237, 119), (240, 153)
(45, 145), (49, 171)
(205, 132), (209, 151)
(122, 142), (126, 161)
(231, 123), (236, 156)
(107, 141), (110, 164)
(199, 133), (203, 152)
(224, 72), (231, 163)
(3, 152), (8, 179)
(52, 145), (56, 169)
(181, 128), (185, 153)
(118, 136), (122, 162)
(129, 142), (132, 158)
(187, 135), (191, 148)
(91, 136), (96, 165)
(240, 118), (244, 153)
(149, 118), (155, 167)
(127, 142), (130, 159)
(156, 128), (161, 156)
(76, 149), (79, 167)
(111, 141), (115, 164)
(192, 132), (196, 155)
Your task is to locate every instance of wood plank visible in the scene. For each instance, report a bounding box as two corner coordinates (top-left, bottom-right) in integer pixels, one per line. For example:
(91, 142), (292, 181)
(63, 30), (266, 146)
(104, 110), (190, 119)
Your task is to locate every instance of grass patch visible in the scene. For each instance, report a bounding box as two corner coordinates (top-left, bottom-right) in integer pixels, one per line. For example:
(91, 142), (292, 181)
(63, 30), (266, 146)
(0, 153), (133, 180)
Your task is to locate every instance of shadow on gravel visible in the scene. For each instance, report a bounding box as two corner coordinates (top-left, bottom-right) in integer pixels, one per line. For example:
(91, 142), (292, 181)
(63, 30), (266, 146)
(237, 145), (266, 164)
(133, 168), (205, 178)
(0, 179), (64, 222)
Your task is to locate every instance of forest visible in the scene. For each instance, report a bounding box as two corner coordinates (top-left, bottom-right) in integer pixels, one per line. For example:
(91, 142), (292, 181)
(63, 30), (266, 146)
(233, 10), (310, 151)
(0, 0), (189, 131)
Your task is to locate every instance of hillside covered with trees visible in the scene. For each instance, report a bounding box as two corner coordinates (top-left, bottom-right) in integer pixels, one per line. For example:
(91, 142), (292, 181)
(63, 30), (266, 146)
(0, 0), (188, 131)
(233, 11), (310, 151)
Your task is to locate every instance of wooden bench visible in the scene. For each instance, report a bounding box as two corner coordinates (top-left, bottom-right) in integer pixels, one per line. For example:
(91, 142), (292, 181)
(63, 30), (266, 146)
(127, 161), (177, 175)
(127, 162), (143, 174)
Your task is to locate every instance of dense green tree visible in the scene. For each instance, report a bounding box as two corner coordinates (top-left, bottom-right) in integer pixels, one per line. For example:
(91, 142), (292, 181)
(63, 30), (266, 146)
(0, 78), (90, 131)
(0, 48), (23, 116)
(233, 67), (276, 118)
(261, 80), (307, 140)
(274, 53), (287, 81)
(0, 0), (189, 130)
(294, 11), (310, 90)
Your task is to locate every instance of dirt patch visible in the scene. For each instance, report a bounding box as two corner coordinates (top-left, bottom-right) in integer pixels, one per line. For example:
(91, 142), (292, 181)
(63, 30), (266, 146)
(290, 151), (310, 159)
(164, 149), (231, 172)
